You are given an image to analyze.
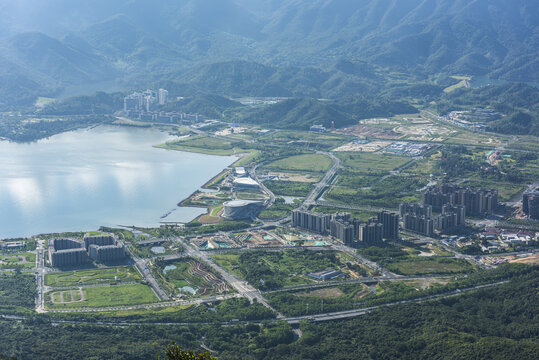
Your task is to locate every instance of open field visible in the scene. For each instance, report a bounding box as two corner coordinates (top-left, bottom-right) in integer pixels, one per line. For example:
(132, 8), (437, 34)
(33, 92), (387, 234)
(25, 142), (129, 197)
(157, 135), (249, 156)
(45, 284), (158, 309)
(263, 171), (320, 183)
(385, 258), (474, 276)
(45, 266), (141, 287)
(258, 202), (296, 220)
(335, 152), (410, 174)
(459, 179), (526, 202)
(264, 276), (457, 317)
(259, 130), (351, 149)
(262, 153), (332, 172)
(212, 249), (361, 290)
(333, 140), (392, 152)
(263, 180), (314, 197)
(325, 175), (426, 209)
(442, 130), (503, 147)
(443, 76), (471, 93)
(0, 252), (36, 268)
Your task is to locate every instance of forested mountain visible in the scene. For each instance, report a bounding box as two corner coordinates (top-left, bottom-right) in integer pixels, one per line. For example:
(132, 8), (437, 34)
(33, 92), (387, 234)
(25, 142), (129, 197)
(0, 0), (537, 111)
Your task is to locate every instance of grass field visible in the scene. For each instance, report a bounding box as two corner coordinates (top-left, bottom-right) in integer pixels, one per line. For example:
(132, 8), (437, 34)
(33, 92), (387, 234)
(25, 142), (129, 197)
(45, 284), (158, 309)
(263, 154), (332, 172)
(157, 135), (248, 156)
(443, 76), (471, 93)
(385, 258), (474, 275)
(259, 130), (351, 149)
(335, 152), (410, 174)
(45, 266), (141, 287)
(0, 252), (36, 268)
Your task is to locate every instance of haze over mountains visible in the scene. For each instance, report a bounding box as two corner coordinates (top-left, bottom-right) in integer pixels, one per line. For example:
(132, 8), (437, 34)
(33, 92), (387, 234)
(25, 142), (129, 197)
(0, 0), (537, 109)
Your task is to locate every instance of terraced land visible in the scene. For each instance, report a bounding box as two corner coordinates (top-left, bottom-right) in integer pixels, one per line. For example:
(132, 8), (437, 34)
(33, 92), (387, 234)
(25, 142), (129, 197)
(154, 257), (230, 297)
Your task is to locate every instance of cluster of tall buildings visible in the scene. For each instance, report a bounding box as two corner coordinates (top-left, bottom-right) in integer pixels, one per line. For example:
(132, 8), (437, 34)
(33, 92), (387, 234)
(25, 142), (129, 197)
(523, 189), (539, 220)
(292, 209), (399, 247)
(400, 201), (466, 236)
(49, 233), (125, 267)
(422, 183), (498, 216)
(123, 89), (168, 112)
(49, 238), (88, 267)
(84, 234), (126, 262)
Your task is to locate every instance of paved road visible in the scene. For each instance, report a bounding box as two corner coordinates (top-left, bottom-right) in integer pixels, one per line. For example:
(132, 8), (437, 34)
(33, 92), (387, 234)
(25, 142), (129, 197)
(182, 241), (284, 318)
(252, 164), (276, 208)
(35, 239), (46, 313)
(301, 151), (340, 209)
(5, 280), (508, 325)
(315, 201), (384, 212)
(45, 294), (241, 313)
(263, 274), (448, 294)
(330, 243), (397, 278)
(125, 244), (170, 301)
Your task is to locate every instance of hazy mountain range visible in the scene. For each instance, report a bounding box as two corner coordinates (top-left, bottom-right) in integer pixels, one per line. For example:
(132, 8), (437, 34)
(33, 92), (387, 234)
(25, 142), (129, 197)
(0, 0), (537, 109)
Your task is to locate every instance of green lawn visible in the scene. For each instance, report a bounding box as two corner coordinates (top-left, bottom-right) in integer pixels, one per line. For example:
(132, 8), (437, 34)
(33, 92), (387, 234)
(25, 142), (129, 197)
(335, 152), (410, 174)
(45, 284), (158, 309)
(443, 76), (471, 93)
(45, 266), (141, 287)
(0, 252), (36, 268)
(157, 135), (249, 155)
(385, 258), (474, 276)
(263, 154), (332, 172)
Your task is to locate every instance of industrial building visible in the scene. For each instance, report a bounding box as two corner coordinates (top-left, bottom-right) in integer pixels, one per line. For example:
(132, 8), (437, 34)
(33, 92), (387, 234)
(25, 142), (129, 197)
(307, 269), (343, 281)
(223, 200), (264, 220)
(0, 241), (26, 251)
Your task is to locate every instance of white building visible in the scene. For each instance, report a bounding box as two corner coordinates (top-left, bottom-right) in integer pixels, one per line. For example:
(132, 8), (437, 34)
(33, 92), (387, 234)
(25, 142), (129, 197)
(158, 89), (169, 105)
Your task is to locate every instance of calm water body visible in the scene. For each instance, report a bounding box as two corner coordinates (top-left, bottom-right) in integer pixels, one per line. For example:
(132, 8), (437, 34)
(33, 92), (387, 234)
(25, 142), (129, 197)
(0, 126), (236, 239)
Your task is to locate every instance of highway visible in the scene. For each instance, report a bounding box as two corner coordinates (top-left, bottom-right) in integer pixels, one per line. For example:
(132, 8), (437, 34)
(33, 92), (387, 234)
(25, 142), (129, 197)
(4, 280), (508, 326)
(330, 242), (397, 278)
(182, 241), (285, 318)
(263, 274), (449, 294)
(35, 239), (46, 313)
(252, 163), (276, 208)
(125, 244), (170, 301)
(301, 151), (340, 209)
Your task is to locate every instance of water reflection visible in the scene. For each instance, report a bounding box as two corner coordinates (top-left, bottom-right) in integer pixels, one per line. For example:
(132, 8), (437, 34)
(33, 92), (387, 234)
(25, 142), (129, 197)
(0, 126), (236, 238)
